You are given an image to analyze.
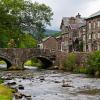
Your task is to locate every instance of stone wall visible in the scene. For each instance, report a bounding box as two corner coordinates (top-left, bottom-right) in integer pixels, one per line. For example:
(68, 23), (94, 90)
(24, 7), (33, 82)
(55, 52), (89, 69)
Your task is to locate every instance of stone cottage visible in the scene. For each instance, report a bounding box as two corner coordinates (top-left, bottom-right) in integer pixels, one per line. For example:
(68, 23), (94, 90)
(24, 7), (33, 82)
(60, 13), (86, 52)
(38, 36), (58, 52)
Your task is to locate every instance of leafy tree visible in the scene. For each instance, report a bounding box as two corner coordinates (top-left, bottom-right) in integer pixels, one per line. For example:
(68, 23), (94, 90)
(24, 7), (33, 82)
(0, 0), (53, 47)
(19, 33), (37, 48)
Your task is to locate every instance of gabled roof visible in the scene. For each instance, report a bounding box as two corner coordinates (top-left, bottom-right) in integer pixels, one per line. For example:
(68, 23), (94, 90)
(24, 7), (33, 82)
(87, 10), (100, 19)
(60, 15), (86, 29)
(61, 17), (70, 26)
(42, 36), (52, 42)
(42, 36), (57, 42)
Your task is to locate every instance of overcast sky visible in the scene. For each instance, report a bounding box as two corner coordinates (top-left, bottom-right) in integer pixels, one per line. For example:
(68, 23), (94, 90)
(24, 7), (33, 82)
(32, 0), (100, 30)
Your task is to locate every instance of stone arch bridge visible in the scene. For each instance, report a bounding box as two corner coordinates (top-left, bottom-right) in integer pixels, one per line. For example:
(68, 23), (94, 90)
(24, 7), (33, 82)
(0, 48), (56, 70)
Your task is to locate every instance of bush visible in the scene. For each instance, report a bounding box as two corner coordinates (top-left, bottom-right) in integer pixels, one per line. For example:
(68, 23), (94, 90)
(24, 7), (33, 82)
(63, 53), (77, 71)
(87, 51), (100, 77)
(72, 67), (87, 74)
(0, 78), (4, 84)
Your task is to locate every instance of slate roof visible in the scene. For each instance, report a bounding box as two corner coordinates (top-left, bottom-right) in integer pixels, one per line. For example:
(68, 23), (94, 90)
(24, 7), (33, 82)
(88, 10), (100, 19)
(42, 36), (52, 42)
(60, 16), (86, 29)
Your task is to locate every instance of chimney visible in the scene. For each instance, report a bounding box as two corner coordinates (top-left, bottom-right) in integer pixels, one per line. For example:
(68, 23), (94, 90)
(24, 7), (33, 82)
(76, 13), (81, 18)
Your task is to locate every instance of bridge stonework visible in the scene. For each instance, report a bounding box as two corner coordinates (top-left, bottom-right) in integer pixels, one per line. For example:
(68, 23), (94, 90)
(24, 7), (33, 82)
(0, 48), (88, 70)
(0, 48), (56, 70)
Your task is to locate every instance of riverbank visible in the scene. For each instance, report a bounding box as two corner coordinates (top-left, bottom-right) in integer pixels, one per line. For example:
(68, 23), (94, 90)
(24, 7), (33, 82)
(0, 82), (15, 100)
(0, 68), (100, 100)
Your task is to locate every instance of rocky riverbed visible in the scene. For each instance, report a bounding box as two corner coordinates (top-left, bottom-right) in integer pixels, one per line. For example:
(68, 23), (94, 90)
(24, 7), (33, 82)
(0, 67), (100, 100)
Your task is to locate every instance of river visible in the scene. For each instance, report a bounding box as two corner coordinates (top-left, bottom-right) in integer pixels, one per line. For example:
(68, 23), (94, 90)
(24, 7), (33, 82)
(0, 65), (100, 100)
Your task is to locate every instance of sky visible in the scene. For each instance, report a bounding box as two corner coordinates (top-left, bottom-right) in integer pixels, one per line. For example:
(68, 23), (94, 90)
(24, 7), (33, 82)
(32, 0), (100, 30)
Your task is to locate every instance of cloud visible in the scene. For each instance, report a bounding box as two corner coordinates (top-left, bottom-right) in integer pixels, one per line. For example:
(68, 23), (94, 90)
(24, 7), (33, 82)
(32, 0), (100, 30)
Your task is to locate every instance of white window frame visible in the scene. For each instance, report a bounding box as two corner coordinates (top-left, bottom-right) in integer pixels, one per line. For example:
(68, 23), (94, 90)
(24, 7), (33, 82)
(93, 22), (96, 29)
(83, 35), (86, 41)
(89, 34), (91, 39)
(98, 33), (100, 38)
(83, 28), (86, 32)
(89, 23), (91, 29)
(97, 21), (100, 28)
(93, 34), (96, 39)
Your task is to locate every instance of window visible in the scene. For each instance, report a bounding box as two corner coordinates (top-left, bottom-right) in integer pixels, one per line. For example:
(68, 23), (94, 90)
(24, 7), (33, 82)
(97, 21), (100, 28)
(93, 34), (96, 39)
(83, 35), (86, 41)
(89, 34), (91, 39)
(98, 33), (100, 38)
(89, 23), (91, 29)
(93, 22), (96, 29)
(83, 28), (86, 32)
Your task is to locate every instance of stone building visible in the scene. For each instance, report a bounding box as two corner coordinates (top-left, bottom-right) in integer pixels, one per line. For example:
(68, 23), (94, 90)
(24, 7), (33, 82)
(86, 11), (100, 52)
(60, 13), (86, 52)
(78, 25), (87, 52)
(38, 36), (58, 52)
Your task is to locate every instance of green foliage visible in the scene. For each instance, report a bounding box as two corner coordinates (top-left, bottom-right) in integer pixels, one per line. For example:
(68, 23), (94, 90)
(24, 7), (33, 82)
(0, 0), (53, 47)
(0, 78), (4, 84)
(19, 33), (37, 48)
(63, 53), (77, 71)
(79, 41), (83, 51)
(73, 67), (87, 74)
(51, 32), (61, 37)
(87, 51), (100, 77)
(24, 58), (42, 67)
(0, 85), (15, 100)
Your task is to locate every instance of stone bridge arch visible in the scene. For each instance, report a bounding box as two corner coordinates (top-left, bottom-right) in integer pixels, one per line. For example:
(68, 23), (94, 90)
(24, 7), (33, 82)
(0, 55), (12, 69)
(23, 56), (53, 68)
(0, 48), (56, 70)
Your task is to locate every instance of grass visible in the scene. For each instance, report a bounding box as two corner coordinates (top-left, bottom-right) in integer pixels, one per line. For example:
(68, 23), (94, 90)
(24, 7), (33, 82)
(78, 89), (100, 95)
(24, 60), (41, 67)
(0, 61), (6, 64)
(0, 85), (15, 100)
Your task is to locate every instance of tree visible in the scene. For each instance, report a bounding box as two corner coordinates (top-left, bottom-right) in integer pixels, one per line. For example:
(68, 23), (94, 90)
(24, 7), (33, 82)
(19, 33), (37, 48)
(0, 0), (53, 47)
(20, 1), (53, 41)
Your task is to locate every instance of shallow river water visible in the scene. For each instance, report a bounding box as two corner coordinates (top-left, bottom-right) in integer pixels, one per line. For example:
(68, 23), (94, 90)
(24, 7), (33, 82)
(0, 66), (100, 100)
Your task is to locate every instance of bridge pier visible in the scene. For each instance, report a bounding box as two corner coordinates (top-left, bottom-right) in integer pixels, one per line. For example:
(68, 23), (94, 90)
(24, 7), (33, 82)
(9, 65), (24, 70)
(8, 58), (24, 70)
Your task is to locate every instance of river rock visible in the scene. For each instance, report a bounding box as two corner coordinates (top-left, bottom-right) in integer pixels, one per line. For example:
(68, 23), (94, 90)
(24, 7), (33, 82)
(7, 82), (16, 86)
(39, 76), (45, 81)
(26, 97), (32, 100)
(54, 80), (61, 83)
(25, 95), (32, 100)
(14, 92), (23, 99)
(18, 85), (24, 90)
(62, 83), (73, 87)
(62, 80), (73, 87)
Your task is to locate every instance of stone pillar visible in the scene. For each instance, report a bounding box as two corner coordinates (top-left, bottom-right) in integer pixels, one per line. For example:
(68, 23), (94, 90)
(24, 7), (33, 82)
(8, 58), (24, 70)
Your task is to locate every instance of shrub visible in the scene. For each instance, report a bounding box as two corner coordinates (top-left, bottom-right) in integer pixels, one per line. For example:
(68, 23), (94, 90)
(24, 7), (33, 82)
(63, 53), (77, 71)
(0, 78), (4, 84)
(87, 51), (100, 77)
